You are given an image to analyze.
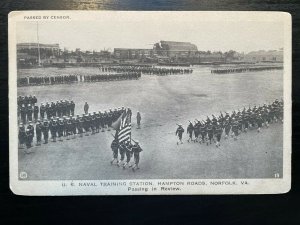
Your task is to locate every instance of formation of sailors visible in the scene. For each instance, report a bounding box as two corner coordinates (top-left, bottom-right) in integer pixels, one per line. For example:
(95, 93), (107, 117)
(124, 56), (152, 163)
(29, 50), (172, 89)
(211, 66), (283, 74)
(17, 72), (141, 87)
(176, 99), (283, 147)
(17, 95), (37, 108)
(99, 66), (193, 75)
(18, 99), (76, 124)
(18, 107), (132, 151)
(110, 138), (143, 172)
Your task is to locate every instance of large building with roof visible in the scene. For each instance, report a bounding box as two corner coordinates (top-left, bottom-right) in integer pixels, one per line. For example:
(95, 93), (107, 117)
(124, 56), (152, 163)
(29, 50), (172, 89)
(153, 41), (198, 58)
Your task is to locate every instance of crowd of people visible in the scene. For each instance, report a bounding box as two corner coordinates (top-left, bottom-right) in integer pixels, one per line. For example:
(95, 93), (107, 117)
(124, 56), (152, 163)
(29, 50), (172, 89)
(175, 99), (284, 147)
(211, 66), (283, 74)
(18, 107), (132, 150)
(17, 72), (141, 87)
(18, 98), (76, 124)
(110, 138), (143, 172)
(99, 66), (193, 75)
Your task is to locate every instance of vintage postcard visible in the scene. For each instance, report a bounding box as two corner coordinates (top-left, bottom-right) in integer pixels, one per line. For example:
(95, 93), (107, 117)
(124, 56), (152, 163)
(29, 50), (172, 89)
(9, 11), (291, 195)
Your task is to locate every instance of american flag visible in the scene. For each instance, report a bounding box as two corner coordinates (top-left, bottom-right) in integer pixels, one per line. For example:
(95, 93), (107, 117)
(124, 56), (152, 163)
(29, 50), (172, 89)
(118, 110), (131, 143)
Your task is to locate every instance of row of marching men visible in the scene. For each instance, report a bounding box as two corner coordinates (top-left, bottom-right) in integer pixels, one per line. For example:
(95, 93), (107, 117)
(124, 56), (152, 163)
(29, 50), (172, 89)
(175, 99), (284, 147)
(110, 138), (143, 172)
(18, 108), (132, 151)
(18, 99), (76, 124)
(99, 66), (193, 75)
(17, 72), (141, 87)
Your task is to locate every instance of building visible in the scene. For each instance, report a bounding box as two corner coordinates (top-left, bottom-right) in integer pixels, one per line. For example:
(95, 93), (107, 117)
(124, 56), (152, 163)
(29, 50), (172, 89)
(243, 49), (283, 63)
(114, 48), (153, 60)
(153, 41), (198, 58)
(17, 43), (60, 57)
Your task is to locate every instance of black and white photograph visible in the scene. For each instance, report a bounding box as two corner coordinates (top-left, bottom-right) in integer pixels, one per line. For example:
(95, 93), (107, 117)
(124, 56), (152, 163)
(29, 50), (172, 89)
(9, 11), (291, 195)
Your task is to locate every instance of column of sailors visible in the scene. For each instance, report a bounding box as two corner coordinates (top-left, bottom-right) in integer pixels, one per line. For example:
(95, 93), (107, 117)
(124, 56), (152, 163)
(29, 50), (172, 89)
(18, 107), (131, 150)
(176, 99), (283, 147)
(211, 66), (283, 74)
(99, 66), (193, 75)
(17, 72), (141, 87)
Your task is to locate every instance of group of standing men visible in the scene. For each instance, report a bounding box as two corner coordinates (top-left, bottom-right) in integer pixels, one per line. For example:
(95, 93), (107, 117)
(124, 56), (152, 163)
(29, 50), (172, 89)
(18, 97), (76, 124)
(176, 99), (284, 147)
(18, 107), (132, 151)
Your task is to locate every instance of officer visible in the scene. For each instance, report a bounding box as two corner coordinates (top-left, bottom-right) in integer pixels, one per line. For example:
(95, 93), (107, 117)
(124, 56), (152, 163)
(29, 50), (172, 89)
(136, 111), (141, 129)
(33, 103), (39, 122)
(132, 140), (143, 172)
(175, 124), (184, 145)
(84, 102), (89, 114)
(35, 120), (42, 146)
(42, 119), (50, 144)
(110, 138), (119, 165)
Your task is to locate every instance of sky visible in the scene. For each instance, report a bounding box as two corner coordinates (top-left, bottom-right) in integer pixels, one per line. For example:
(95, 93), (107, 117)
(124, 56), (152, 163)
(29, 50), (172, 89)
(16, 19), (284, 53)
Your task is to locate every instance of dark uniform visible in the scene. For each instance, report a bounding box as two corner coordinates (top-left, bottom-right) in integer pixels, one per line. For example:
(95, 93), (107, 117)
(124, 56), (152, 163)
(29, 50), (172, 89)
(35, 121), (42, 145)
(110, 139), (119, 165)
(123, 141), (133, 169)
(175, 125), (184, 145)
(136, 112), (141, 129)
(132, 142), (143, 171)
(42, 120), (50, 144)
(187, 122), (194, 142)
(18, 124), (26, 148)
(84, 102), (89, 114)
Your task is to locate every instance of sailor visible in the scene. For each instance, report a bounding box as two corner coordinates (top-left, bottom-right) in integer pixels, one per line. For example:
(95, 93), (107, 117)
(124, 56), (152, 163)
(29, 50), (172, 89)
(58, 118), (64, 141)
(132, 140), (143, 172)
(40, 103), (46, 119)
(18, 123), (26, 149)
(123, 141), (133, 169)
(118, 141), (126, 167)
(33, 103), (39, 122)
(42, 119), (50, 144)
(35, 120), (42, 146)
(175, 124), (184, 145)
(187, 121), (194, 142)
(206, 123), (214, 145)
(224, 118), (231, 139)
(215, 122), (223, 147)
(110, 138), (119, 165)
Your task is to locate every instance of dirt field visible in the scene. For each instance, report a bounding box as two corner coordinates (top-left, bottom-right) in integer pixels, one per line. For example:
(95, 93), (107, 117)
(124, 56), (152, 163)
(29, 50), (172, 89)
(17, 66), (283, 180)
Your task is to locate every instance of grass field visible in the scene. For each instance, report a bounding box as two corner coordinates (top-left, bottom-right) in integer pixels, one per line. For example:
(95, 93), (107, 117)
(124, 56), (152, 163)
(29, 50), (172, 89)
(17, 66), (283, 180)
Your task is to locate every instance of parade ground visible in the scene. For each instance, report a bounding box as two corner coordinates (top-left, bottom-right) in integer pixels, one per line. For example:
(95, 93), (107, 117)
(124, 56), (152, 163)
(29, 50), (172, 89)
(17, 66), (284, 180)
